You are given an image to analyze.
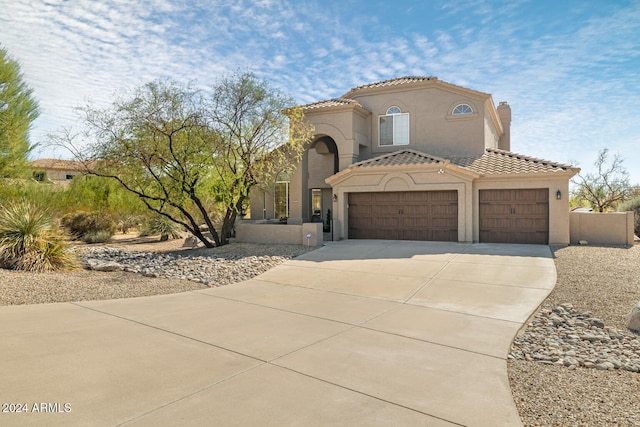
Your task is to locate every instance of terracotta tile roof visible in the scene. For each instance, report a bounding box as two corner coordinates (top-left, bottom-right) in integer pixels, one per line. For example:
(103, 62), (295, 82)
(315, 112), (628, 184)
(349, 76), (439, 91)
(347, 148), (576, 176)
(30, 158), (88, 172)
(300, 98), (366, 110)
(342, 76), (491, 99)
(352, 149), (447, 168)
(450, 148), (576, 175)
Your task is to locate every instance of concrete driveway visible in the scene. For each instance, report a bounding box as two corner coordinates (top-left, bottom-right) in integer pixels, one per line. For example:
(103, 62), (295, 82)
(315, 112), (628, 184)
(0, 241), (555, 426)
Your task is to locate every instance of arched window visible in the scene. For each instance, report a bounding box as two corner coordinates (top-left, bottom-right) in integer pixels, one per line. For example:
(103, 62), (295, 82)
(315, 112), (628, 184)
(452, 104), (473, 115)
(386, 106), (401, 115)
(379, 106), (409, 146)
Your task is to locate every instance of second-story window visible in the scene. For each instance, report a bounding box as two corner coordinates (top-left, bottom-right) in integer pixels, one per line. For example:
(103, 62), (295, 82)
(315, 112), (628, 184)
(452, 103), (473, 115)
(379, 106), (409, 146)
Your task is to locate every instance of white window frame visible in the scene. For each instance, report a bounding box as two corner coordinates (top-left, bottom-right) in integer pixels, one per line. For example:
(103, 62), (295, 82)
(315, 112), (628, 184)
(378, 106), (409, 146)
(452, 103), (473, 115)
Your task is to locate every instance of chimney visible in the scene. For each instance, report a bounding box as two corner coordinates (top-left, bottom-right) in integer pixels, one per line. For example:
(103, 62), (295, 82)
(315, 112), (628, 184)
(497, 101), (511, 151)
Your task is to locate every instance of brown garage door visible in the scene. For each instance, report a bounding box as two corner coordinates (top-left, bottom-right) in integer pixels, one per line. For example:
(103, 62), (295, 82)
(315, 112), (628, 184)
(348, 191), (458, 241)
(479, 189), (549, 244)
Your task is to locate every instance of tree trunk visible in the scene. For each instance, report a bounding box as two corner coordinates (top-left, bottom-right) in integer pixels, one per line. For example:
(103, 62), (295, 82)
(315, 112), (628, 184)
(220, 196), (244, 246)
(189, 226), (216, 248)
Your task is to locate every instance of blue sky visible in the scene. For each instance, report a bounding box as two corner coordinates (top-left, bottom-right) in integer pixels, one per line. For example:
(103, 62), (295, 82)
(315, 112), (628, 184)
(1, 0), (639, 183)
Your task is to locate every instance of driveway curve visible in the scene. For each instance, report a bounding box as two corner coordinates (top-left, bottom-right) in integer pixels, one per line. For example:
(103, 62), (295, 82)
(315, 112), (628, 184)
(0, 241), (555, 426)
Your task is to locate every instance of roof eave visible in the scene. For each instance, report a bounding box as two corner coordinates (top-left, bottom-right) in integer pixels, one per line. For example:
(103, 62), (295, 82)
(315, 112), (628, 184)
(325, 159), (480, 186)
(302, 102), (371, 117)
(342, 77), (492, 101)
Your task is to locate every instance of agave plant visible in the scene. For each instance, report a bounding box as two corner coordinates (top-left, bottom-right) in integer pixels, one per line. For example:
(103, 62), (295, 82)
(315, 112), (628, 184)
(139, 215), (183, 241)
(0, 201), (77, 272)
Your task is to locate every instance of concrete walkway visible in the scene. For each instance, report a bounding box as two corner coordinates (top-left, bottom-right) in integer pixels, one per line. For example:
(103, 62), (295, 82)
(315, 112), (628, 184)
(0, 241), (556, 426)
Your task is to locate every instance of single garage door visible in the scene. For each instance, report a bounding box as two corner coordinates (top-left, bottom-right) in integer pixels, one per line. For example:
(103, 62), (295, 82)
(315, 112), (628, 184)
(348, 191), (458, 241)
(479, 189), (549, 244)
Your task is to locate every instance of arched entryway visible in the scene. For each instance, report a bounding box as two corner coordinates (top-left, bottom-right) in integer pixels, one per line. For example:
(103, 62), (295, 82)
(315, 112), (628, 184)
(304, 136), (339, 236)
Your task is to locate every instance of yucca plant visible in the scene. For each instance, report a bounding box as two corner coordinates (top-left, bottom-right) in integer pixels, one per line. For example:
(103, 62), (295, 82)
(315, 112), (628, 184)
(0, 201), (77, 272)
(139, 215), (183, 241)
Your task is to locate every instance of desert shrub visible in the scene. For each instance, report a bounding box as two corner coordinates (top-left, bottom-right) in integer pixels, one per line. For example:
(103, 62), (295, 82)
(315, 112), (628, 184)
(139, 215), (182, 241)
(0, 201), (77, 272)
(60, 211), (116, 240)
(0, 179), (67, 212)
(619, 196), (640, 237)
(81, 230), (113, 244)
(116, 214), (145, 234)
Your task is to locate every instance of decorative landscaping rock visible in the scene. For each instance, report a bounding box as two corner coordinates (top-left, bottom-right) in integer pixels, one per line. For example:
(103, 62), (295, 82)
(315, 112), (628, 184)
(626, 301), (640, 332)
(76, 246), (301, 288)
(85, 258), (124, 272)
(509, 304), (640, 373)
(182, 236), (200, 248)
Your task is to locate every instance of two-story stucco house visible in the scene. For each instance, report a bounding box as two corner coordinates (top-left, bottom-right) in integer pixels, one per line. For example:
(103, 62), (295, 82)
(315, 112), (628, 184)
(250, 76), (579, 245)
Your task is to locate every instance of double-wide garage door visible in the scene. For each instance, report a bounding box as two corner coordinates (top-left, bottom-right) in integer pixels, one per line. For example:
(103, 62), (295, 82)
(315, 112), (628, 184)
(479, 189), (549, 244)
(348, 191), (458, 241)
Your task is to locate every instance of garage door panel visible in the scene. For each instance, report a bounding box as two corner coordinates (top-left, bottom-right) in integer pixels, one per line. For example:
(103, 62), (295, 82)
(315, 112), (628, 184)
(348, 191), (458, 242)
(374, 217), (399, 228)
(431, 230), (458, 241)
(403, 205), (429, 215)
(373, 192), (400, 203)
(480, 203), (511, 216)
(480, 190), (512, 202)
(513, 189), (548, 202)
(514, 218), (547, 228)
(433, 204), (457, 215)
(479, 189), (548, 244)
(402, 192), (428, 203)
(376, 205), (401, 216)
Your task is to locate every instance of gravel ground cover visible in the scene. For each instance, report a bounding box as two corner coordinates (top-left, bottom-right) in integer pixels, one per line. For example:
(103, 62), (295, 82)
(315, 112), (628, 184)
(0, 237), (313, 306)
(509, 244), (640, 426)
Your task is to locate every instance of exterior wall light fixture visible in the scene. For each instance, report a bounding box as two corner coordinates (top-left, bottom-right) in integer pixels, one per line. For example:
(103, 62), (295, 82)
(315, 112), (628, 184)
(333, 194), (338, 201)
(556, 190), (562, 200)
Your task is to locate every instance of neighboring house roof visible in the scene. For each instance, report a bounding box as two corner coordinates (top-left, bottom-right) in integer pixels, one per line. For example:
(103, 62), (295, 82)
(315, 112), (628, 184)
(30, 158), (88, 172)
(340, 148), (577, 177)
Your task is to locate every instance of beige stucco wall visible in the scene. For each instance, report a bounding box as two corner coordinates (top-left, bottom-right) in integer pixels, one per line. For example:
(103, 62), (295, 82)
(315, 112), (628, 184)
(235, 222), (323, 246)
(569, 211), (634, 245)
(248, 186), (277, 220)
(349, 87), (499, 158)
(305, 114), (362, 170)
(307, 145), (334, 189)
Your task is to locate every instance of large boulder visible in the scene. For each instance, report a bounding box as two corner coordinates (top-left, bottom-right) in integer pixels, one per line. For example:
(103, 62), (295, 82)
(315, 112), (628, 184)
(626, 301), (640, 332)
(182, 235), (200, 248)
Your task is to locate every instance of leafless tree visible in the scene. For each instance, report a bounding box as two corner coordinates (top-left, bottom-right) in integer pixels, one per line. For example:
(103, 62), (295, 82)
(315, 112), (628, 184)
(572, 148), (631, 212)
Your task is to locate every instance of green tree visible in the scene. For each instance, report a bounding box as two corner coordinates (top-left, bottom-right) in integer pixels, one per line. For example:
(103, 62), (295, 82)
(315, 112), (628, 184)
(53, 72), (312, 247)
(571, 148), (631, 212)
(0, 46), (39, 177)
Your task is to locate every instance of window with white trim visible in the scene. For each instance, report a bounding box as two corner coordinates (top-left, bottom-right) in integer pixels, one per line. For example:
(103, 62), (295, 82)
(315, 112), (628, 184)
(452, 104), (473, 115)
(379, 106), (409, 146)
